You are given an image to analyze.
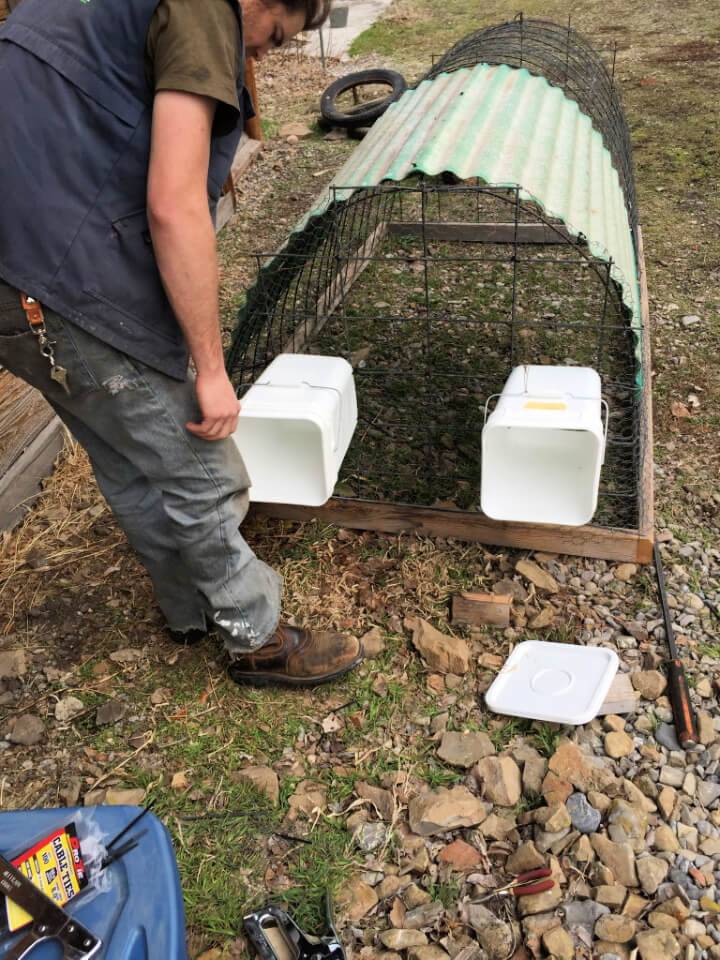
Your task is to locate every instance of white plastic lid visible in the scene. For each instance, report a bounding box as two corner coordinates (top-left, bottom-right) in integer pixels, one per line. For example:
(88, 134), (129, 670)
(485, 640), (619, 726)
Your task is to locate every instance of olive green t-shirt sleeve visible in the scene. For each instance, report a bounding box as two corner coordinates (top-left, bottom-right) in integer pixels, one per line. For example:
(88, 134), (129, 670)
(146, 0), (242, 133)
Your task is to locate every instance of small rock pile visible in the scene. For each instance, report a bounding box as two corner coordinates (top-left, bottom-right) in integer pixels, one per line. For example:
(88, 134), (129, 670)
(326, 545), (720, 960)
(334, 715), (720, 960)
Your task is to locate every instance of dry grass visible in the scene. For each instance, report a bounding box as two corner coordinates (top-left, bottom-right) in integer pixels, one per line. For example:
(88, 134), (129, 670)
(0, 439), (125, 635)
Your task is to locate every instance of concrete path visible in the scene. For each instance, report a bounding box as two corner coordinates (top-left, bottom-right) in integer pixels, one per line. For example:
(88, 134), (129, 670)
(303, 0), (395, 60)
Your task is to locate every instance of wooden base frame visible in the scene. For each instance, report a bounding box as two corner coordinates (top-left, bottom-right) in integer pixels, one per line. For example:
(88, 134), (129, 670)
(250, 227), (655, 564)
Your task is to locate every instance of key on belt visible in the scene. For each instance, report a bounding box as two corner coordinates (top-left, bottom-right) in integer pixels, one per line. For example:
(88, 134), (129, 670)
(19, 293), (71, 395)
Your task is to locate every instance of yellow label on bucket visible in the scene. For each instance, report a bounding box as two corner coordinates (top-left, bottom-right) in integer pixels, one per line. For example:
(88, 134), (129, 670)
(523, 401), (567, 411)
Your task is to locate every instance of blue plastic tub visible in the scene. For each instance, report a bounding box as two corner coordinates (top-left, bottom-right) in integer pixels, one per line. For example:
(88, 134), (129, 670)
(0, 806), (188, 959)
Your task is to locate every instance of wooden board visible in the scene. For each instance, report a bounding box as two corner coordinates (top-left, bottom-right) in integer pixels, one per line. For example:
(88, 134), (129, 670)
(452, 591), (511, 627)
(636, 226), (655, 558)
(0, 415), (66, 530)
(215, 135), (263, 233)
(251, 498), (654, 563)
(282, 221), (388, 355)
(597, 672), (640, 716)
(387, 221), (574, 244)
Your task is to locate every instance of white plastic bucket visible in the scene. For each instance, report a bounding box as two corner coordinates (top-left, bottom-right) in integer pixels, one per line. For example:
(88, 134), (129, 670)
(232, 354), (357, 506)
(481, 365), (607, 526)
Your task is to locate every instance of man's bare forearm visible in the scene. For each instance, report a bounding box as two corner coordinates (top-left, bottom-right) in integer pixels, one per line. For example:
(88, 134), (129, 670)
(148, 202), (224, 376)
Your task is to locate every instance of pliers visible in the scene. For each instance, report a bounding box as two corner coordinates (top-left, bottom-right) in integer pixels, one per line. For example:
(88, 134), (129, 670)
(476, 868), (554, 902)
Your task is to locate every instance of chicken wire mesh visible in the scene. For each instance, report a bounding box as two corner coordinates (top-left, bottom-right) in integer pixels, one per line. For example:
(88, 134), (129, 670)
(227, 180), (647, 531)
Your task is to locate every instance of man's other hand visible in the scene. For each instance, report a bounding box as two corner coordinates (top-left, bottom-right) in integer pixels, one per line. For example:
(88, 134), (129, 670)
(186, 369), (241, 440)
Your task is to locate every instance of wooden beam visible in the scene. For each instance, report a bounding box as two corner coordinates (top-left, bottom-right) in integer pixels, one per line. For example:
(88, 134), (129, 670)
(231, 135), (263, 181)
(215, 191), (235, 233)
(215, 135), (263, 234)
(282, 221), (387, 355)
(386, 221), (575, 244)
(0, 416), (66, 531)
(452, 591), (511, 627)
(251, 499), (653, 563)
(243, 58), (263, 142)
(636, 226), (655, 564)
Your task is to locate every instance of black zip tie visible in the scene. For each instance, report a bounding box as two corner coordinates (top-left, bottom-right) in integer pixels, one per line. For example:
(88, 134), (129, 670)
(101, 830), (146, 870)
(106, 801), (155, 852)
(273, 832), (312, 845)
(322, 699), (357, 719)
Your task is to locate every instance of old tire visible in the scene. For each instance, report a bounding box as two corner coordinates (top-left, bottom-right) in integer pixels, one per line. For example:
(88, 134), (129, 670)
(320, 68), (407, 129)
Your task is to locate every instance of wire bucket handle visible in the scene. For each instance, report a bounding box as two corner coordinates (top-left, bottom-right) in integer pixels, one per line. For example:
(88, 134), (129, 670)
(483, 393), (610, 446)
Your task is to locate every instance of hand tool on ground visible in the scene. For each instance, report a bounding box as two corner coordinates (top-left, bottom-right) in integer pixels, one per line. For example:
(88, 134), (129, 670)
(243, 891), (345, 960)
(475, 867), (554, 903)
(488, 867), (555, 901)
(654, 541), (699, 750)
(0, 851), (101, 959)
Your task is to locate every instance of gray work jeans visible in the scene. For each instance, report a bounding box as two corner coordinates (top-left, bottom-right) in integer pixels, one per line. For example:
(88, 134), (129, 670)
(0, 281), (282, 651)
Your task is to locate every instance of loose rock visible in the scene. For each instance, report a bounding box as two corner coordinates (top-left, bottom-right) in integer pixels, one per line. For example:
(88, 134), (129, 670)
(106, 787), (146, 805)
(0, 649), (27, 678)
(337, 878), (379, 921)
(614, 564), (637, 582)
(357, 781), (395, 821)
(655, 723), (682, 752)
(8, 714), (45, 745)
(406, 618), (471, 675)
(595, 915), (636, 943)
(408, 786), (489, 836)
(590, 836), (638, 887)
(438, 731), (495, 768)
(355, 822), (387, 853)
(475, 756), (522, 806)
(548, 741), (615, 792)
(279, 121), (313, 139)
(405, 902), (444, 930)
(234, 766), (280, 805)
(465, 904), (514, 960)
(437, 839), (482, 870)
(506, 841), (546, 874)
(631, 671), (667, 700)
(542, 926), (574, 960)
(95, 699), (126, 726)
(604, 731), (634, 759)
(635, 929), (680, 960)
(360, 626), (385, 657)
(55, 696), (85, 723)
(517, 883), (563, 916)
(379, 931), (428, 950)
(566, 792), (602, 833)
(515, 559), (559, 593)
(637, 855), (668, 895)
(407, 948), (449, 960)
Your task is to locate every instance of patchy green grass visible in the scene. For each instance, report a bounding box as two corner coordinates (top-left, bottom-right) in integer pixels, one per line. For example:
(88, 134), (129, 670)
(532, 724), (562, 759)
(278, 818), (357, 930)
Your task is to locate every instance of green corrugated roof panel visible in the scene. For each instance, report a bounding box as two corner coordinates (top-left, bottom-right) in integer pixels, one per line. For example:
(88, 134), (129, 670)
(296, 62), (641, 339)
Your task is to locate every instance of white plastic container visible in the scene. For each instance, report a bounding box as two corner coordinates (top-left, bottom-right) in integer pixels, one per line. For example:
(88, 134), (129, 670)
(233, 354), (357, 506)
(485, 640), (619, 725)
(481, 365), (607, 526)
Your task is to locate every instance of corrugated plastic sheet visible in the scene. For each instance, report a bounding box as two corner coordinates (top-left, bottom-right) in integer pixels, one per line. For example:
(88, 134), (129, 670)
(296, 62), (641, 332)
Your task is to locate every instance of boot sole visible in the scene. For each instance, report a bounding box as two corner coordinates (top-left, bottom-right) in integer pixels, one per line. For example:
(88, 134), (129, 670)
(227, 651), (364, 688)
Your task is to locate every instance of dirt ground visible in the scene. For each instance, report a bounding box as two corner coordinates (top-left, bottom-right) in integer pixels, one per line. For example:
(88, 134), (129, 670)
(1, 3), (719, 958)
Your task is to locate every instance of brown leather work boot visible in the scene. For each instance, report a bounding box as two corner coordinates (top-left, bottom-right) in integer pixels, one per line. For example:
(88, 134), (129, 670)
(227, 623), (363, 687)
